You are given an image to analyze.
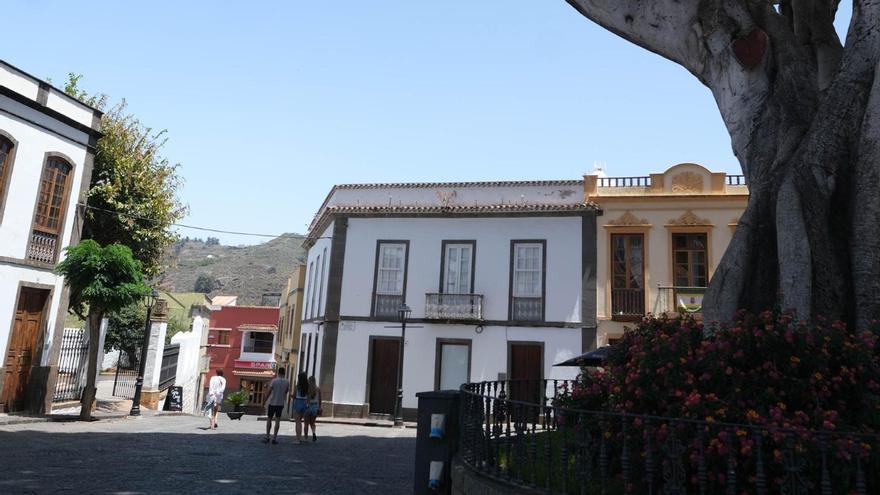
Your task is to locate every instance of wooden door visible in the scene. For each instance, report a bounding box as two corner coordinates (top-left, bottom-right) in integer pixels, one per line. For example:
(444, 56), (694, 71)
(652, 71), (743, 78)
(368, 338), (400, 415)
(509, 343), (543, 405)
(2, 288), (48, 412)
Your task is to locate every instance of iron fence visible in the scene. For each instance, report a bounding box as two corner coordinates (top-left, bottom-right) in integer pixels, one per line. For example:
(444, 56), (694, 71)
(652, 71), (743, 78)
(158, 344), (180, 391)
(460, 380), (880, 494)
(53, 328), (90, 402)
(112, 349), (140, 399)
(425, 293), (483, 320)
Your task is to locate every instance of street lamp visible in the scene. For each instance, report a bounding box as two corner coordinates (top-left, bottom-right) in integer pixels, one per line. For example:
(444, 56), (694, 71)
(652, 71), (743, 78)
(393, 303), (412, 427)
(130, 288), (159, 416)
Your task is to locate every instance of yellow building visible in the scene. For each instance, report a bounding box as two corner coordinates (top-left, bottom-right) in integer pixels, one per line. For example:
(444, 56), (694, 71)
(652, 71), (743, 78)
(585, 163), (748, 345)
(276, 264), (306, 382)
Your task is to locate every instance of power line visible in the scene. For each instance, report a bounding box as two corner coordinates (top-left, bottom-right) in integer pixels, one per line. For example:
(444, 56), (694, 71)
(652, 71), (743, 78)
(78, 202), (308, 239)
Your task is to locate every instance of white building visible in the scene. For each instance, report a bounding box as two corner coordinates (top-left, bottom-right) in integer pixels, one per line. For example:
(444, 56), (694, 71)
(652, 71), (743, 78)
(0, 61), (102, 413)
(298, 180), (599, 419)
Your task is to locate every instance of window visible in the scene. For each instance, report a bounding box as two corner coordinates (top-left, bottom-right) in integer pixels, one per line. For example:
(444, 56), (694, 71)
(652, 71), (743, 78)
(310, 255), (320, 318)
(672, 233), (708, 287)
(28, 157), (72, 263)
(372, 241), (408, 318)
(299, 334), (307, 374)
(611, 234), (645, 318)
(303, 262), (313, 318)
(311, 332), (319, 377)
(317, 248), (327, 316)
(435, 339), (471, 390)
(243, 332), (274, 353)
(305, 334), (312, 374)
(0, 135), (15, 214)
(510, 241), (545, 321)
(441, 242), (474, 294)
(216, 330), (230, 345)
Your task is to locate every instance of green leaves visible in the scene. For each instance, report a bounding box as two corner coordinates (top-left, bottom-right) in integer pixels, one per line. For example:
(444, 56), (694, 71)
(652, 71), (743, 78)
(55, 240), (150, 319)
(64, 74), (186, 278)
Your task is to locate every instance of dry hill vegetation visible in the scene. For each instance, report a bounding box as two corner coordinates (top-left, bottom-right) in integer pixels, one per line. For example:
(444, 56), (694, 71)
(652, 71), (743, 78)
(156, 234), (306, 305)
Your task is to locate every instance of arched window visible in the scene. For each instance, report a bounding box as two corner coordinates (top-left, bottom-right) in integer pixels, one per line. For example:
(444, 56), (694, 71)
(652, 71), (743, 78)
(0, 135), (14, 213)
(27, 156), (72, 263)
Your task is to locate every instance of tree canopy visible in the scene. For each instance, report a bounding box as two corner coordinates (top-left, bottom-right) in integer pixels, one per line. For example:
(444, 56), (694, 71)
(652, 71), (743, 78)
(64, 74), (187, 278)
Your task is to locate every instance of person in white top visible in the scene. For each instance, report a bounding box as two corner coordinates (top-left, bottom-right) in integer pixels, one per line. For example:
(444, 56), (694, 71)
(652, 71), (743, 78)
(208, 369), (226, 430)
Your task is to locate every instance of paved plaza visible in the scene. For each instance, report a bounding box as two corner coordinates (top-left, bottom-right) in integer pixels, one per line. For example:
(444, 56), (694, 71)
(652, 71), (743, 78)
(0, 413), (415, 494)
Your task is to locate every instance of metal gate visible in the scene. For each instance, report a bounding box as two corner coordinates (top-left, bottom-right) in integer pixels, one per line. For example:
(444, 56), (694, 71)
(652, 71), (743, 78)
(112, 348), (141, 399)
(53, 328), (90, 402)
(158, 344), (180, 390)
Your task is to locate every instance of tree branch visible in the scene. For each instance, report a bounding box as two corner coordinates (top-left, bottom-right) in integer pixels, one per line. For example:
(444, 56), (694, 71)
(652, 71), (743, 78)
(565, 0), (708, 78)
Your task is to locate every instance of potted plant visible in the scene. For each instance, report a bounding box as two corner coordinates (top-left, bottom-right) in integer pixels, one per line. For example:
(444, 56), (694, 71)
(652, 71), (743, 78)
(225, 390), (249, 420)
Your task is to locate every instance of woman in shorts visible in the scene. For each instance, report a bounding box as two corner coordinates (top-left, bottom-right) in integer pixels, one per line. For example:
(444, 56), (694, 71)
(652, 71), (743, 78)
(292, 372), (309, 444)
(306, 375), (322, 442)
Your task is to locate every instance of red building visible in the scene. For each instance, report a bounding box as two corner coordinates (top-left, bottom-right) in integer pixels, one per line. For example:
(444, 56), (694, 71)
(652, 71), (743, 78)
(205, 305), (280, 409)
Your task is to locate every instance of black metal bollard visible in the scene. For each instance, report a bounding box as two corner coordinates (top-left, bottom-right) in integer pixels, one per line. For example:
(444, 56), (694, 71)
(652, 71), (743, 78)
(414, 390), (460, 495)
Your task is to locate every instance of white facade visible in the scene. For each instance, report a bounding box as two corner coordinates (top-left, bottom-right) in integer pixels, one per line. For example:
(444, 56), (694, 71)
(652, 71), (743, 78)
(0, 60), (102, 413)
(298, 180), (597, 418)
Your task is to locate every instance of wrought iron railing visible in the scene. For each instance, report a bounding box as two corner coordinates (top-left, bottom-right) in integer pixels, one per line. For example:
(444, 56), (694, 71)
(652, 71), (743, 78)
(53, 328), (90, 402)
(27, 230), (58, 263)
(511, 297), (543, 321)
(112, 349), (140, 399)
(598, 176), (652, 188)
(653, 285), (706, 316)
(460, 380), (880, 494)
(610, 288), (645, 319)
(373, 293), (404, 319)
(425, 293), (483, 320)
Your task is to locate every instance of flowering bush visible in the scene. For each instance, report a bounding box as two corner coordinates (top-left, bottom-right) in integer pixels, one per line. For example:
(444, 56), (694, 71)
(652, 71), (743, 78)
(552, 312), (880, 492)
(560, 311), (880, 434)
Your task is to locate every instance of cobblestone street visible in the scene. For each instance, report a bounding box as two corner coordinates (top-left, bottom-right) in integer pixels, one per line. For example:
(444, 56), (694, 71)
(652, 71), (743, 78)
(0, 414), (415, 494)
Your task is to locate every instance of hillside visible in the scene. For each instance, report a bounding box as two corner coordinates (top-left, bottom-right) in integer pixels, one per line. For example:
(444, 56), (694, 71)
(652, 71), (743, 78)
(156, 234), (307, 305)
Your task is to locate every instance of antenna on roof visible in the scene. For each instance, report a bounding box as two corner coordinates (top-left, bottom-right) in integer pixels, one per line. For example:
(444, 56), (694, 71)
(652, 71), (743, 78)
(591, 161), (608, 178)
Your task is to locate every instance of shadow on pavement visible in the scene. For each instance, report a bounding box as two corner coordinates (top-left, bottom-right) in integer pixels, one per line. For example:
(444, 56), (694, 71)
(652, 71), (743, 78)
(0, 430), (414, 494)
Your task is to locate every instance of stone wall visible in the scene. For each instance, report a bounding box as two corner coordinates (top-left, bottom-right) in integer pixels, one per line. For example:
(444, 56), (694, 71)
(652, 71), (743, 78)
(450, 457), (544, 495)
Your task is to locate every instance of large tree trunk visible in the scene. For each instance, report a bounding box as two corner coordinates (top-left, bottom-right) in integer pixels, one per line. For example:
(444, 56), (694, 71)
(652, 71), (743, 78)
(80, 312), (103, 421)
(566, 0), (880, 331)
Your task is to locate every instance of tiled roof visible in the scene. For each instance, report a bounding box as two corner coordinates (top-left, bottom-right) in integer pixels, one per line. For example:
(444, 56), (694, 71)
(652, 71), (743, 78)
(303, 202), (597, 247)
(334, 179), (584, 189)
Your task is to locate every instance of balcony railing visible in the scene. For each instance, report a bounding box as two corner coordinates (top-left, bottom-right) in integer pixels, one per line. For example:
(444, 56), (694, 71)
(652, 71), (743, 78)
(425, 293), (483, 320)
(611, 288), (645, 320)
(726, 174), (747, 186)
(598, 176), (652, 187)
(27, 230), (58, 264)
(653, 285), (706, 315)
(511, 296), (543, 321)
(373, 293), (404, 319)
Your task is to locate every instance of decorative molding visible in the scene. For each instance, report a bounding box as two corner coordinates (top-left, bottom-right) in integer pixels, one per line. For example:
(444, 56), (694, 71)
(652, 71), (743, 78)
(605, 210), (651, 227)
(671, 172), (705, 193)
(667, 210), (712, 226)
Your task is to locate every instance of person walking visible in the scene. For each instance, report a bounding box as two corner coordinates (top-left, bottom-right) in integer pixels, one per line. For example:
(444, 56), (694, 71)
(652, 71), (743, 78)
(292, 372), (309, 444)
(207, 369), (226, 430)
(263, 367), (291, 444)
(306, 375), (322, 442)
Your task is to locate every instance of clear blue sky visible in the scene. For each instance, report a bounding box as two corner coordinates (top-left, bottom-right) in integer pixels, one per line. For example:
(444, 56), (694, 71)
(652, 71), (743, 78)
(3, 1), (853, 245)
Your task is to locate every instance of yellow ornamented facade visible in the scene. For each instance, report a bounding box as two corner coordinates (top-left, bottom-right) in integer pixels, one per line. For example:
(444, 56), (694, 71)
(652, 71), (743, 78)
(584, 163), (748, 346)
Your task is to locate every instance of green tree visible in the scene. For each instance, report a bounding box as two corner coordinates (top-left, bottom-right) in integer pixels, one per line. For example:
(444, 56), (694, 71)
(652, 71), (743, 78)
(56, 240), (149, 420)
(193, 273), (218, 294)
(64, 74), (186, 278)
(105, 304), (145, 364)
(165, 314), (190, 344)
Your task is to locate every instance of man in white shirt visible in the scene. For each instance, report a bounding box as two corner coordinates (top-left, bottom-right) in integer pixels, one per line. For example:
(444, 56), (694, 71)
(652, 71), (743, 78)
(207, 369), (226, 430)
(263, 367), (291, 444)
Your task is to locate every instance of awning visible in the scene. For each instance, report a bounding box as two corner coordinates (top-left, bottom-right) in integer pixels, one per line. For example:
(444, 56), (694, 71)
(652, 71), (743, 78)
(554, 346), (613, 367)
(233, 370), (275, 378)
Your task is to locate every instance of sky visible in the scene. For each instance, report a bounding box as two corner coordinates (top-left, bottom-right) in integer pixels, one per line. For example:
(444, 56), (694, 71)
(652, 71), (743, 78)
(3, 1), (853, 245)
